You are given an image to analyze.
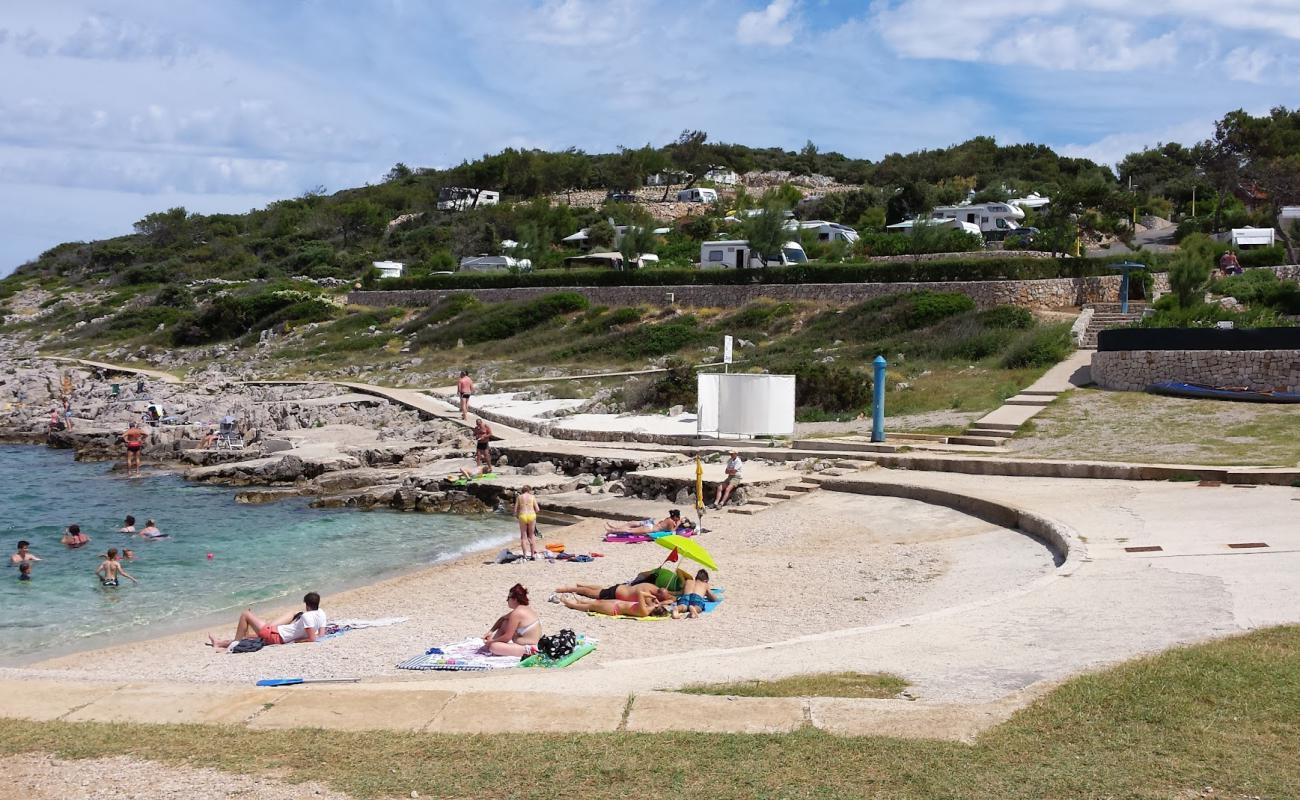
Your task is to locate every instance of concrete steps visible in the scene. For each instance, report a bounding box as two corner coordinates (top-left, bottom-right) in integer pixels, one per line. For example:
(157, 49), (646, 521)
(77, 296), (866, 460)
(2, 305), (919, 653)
(728, 477), (824, 515)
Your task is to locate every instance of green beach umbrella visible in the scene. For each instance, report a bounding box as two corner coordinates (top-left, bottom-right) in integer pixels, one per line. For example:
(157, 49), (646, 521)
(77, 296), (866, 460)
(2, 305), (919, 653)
(654, 534), (718, 571)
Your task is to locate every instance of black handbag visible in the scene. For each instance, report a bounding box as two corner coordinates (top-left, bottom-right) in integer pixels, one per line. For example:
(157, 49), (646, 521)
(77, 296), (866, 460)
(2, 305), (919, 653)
(538, 628), (577, 660)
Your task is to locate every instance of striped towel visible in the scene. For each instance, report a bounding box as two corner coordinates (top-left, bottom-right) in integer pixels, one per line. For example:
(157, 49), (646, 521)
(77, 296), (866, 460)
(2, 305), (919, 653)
(396, 637), (521, 671)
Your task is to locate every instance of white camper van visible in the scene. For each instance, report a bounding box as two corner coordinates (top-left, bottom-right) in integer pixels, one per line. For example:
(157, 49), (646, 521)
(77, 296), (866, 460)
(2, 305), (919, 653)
(437, 187), (500, 212)
(700, 240), (808, 269)
(458, 255), (532, 272)
(930, 203), (1022, 239)
(677, 187), (719, 204)
(789, 220), (860, 243)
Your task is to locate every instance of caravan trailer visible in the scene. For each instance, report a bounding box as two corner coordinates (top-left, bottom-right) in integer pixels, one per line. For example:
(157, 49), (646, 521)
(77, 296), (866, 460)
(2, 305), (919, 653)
(677, 187), (719, 204)
(788, 220), (860, 243)
(700, 240), (807, 269)
(930, 203), (1022, 239)
(458, 255), (532, 273)
(437, 187), (500, 212)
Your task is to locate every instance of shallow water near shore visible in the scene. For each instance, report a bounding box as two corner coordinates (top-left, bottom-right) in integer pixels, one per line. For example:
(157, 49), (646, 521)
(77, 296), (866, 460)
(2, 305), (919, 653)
(0, 445), (515, 662)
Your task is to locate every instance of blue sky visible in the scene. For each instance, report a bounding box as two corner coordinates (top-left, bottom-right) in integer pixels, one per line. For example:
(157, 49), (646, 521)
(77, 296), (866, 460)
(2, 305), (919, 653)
(2, 0), (1298, 275)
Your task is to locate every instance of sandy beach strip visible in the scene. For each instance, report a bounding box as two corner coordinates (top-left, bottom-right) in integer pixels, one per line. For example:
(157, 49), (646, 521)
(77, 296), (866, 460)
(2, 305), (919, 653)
(12, 492), (1056, 689)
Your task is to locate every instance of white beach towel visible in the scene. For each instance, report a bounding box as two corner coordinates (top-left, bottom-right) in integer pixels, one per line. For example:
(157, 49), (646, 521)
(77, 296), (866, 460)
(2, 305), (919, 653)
(396, 637), (521, 672)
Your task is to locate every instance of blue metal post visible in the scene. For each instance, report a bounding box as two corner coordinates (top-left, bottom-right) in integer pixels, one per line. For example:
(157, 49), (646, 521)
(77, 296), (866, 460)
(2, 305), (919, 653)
(871, 355), (887, 443)
(1119, 272), (1130, 315)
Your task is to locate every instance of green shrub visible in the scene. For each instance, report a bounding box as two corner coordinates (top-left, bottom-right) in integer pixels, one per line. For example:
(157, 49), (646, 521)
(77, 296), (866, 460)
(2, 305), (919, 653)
(719, 301), (794, 333)
(791, 363), (870, 412)
(979, 305), (1034, 329)
(400, 294), (482, 333)
(152, 284), (193, 309)
(902, 292), (976, 327)
(1212, 271), (1300, 315)
(171, 290), (335, 345)
(1001, 323), (1073, 368)
(601, 316), (706, 359)
(627, 359), (696, 410)
(418, 292), (588, 348)
(103, 306), (186, 336)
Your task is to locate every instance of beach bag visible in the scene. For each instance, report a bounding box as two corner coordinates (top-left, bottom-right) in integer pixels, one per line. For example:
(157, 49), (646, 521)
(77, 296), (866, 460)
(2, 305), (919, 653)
(230, 638), (264, 654)
(538, 629), (577, 660)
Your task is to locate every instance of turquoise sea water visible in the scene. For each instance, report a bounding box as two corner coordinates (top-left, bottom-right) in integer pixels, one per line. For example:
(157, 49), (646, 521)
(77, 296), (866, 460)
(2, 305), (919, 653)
(0, 445), (515, 662)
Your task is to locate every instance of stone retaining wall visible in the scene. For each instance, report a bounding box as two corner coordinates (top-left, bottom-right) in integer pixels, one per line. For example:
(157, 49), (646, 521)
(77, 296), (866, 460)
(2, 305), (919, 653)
(1092, 349), (1300, 391)
(350, 275), (1124, 311)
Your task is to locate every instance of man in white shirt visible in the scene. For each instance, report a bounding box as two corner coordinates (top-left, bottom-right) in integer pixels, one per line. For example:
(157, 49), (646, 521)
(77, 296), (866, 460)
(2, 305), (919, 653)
(711, 451), (743, 507)
(208, 592), (327, 649)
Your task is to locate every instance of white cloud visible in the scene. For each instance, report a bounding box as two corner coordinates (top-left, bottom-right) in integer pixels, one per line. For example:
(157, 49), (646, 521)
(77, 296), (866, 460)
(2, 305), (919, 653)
(737, 0), (798, 46)
(57, 15), (196, 62)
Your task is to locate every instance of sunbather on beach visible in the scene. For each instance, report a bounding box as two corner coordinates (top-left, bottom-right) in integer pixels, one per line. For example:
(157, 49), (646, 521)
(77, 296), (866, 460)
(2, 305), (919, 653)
(515, 485), (541, 561)
(96, 549), (138, 587)
(10, 540), (40, 565)
(605, 509), (683, 535)
(481, 583), (541, 657)
(553, 582), (673, 604)
(675, 569), (719, 619)
(61, 524), (90, 549)
(560, 593), (671, 618)
(207, 592), (326, 649)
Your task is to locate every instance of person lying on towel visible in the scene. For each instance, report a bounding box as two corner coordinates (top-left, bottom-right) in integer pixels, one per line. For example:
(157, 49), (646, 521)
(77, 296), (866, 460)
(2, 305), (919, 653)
(560, 589), (672, 619)
(553, 582), (674, 604)
(674, 569), (719, 619)
(605, 509), (683, 535)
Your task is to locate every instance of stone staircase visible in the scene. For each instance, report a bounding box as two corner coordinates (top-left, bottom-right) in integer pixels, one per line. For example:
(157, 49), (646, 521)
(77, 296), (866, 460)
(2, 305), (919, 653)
(1079, 303), (1148, 349)
(727, 463), (862, 515)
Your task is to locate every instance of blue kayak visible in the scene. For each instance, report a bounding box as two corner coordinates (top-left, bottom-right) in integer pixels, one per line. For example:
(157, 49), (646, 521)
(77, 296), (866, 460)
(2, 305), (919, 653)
(1147, 381), (1300, 404)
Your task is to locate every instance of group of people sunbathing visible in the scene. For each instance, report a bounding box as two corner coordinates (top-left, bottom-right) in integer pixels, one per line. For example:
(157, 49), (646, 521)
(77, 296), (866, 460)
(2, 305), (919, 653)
(553, 568), (718, 620)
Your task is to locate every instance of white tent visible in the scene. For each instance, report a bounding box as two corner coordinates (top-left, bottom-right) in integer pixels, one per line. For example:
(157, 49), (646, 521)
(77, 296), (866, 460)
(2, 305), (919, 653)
(371, 260), (404, 279)
(697, 373), (795, 437)
(1231, 227), (1275, 248)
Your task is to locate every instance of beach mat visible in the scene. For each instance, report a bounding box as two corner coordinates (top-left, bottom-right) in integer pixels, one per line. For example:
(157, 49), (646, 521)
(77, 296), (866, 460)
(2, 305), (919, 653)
(587, 611), (670, 622)
(520, 639), (597, 669)
(397, 637), (521, 671)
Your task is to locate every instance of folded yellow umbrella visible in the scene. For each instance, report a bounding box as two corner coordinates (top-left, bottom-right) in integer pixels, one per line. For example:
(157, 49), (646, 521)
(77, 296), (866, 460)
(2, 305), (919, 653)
(654, 534), (718, 571)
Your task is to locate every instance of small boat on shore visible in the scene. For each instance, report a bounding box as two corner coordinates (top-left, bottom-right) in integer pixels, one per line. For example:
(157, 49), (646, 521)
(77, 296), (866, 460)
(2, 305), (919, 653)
(1147, 381), (1300, 404)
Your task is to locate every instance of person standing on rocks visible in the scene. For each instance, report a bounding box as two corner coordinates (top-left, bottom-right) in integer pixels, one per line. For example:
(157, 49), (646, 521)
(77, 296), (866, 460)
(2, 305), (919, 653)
(121, 422), (147, 476)
(456, 371), (475, 420)
(473, 418), (493, 469)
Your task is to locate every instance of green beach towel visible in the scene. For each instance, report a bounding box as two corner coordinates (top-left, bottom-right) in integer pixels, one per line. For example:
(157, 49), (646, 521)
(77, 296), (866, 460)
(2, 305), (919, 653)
(520, 641), (596, 668)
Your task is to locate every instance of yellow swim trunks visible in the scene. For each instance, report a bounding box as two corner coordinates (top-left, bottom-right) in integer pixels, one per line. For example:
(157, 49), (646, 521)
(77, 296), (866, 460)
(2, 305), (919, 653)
(517, 513), (537, 524)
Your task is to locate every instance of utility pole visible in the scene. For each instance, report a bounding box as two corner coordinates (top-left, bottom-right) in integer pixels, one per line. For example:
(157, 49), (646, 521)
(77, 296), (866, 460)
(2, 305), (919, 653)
(1192, 186), (1197, 218)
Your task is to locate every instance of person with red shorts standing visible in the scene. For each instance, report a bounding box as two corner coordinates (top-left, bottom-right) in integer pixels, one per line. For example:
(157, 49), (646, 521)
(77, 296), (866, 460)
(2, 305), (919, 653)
(207, 592), (327, 649)
(121, 422), (147, 477)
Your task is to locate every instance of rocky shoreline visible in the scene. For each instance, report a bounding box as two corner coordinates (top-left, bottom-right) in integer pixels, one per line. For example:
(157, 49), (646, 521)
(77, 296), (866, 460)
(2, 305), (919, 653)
(0, 355), (666, 518)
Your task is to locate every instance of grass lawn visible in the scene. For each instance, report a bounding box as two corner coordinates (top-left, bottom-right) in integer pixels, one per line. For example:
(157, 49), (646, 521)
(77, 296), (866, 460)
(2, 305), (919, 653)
(1009, 387), (1300, 466)
(679, 671), (909, 699)
(3, 627), (1299, 798)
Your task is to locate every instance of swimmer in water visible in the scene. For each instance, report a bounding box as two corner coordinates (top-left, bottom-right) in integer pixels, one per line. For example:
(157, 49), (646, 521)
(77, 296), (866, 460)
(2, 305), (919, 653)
(96, 548), (138, 587)
(119, 515), (136, 534)
(18, 562), (32, 581)
(61, 524), (90, 549)
(10, 540), (41, 565)
(138, 519), (165, 539)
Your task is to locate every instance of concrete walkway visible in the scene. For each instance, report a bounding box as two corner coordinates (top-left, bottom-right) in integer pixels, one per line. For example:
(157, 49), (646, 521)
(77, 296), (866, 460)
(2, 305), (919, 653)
(962, 349), (1093, 442)
(6, 470), (1298, 739)
(50, 357), (183, 384)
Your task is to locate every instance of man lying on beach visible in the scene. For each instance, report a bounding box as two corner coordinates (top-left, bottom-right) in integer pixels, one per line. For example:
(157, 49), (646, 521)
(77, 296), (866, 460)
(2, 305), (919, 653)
(207, 592), (326, 649)
(10, 540), (40, 565)
(605, 509), (683, 535)
(61, 524), (90, 549)
(560, 593), (672, 618)
(674, 569), (719, 619)
(96, 549), (138, 587)
(552, 582), (673, 604)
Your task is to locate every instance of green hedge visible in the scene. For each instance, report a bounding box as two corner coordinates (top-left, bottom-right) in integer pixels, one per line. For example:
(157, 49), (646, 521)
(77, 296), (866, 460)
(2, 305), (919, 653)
(372, 258), (1115, 290)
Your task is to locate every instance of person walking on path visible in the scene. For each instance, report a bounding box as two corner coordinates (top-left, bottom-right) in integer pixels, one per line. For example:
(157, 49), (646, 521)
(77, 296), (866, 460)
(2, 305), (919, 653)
(711, 450), (743, 508)
(515, 485), (541, 561)
(121, 422), (147, 476)
(473, 418), (493, 468)
(456, 371), (475, 420)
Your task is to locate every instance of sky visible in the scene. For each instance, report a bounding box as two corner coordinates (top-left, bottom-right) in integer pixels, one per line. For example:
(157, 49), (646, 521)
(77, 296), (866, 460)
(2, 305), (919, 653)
(2, 0), (1298, 275)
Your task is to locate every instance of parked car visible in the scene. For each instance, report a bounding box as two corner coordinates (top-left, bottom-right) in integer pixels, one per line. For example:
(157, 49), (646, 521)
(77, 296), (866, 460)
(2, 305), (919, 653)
(1004, 227), (1040, 248)
(605, 191), (638, 204)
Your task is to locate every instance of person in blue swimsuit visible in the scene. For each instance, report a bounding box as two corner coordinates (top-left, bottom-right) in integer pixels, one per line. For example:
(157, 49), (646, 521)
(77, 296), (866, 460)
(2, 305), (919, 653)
(674, 570), (718, 619)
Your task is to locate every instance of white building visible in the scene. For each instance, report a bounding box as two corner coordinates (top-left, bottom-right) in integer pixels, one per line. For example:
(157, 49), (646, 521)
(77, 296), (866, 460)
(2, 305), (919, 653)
(371, 260), (404, 279)
(703, 165), (738, 186)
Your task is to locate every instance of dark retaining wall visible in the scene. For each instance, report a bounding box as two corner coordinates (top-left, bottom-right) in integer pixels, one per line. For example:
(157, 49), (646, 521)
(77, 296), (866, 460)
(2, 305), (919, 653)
(1099, 327), (1300, 351)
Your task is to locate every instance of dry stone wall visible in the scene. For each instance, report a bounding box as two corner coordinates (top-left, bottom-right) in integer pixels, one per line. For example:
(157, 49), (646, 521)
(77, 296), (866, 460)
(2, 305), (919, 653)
(350, 275), (1124, 312)
(1093, 349), (1300, 392)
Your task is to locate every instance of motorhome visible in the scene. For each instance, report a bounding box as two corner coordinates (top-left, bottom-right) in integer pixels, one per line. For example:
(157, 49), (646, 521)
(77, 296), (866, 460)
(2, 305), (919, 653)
(437, 187), (500, 211)
(371, 260), (404, 279)
(886, 217), (982, 237)
(699, 240), (808, 269)
(929, 203), (1022, 239)
(677, 187), (719, 204)
(458, 254), (531, 272)
(788, 220), (859, 243)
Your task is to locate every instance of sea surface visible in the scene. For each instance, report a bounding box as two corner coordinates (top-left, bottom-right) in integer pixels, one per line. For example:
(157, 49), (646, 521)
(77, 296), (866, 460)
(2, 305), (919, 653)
(0, 445), (515, 662)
